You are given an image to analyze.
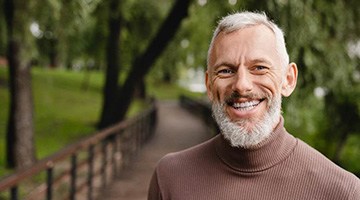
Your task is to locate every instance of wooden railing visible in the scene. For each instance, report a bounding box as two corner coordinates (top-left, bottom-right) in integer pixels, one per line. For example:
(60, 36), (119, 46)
(0, 102), (157, 200)
(179, 95), (219, 135)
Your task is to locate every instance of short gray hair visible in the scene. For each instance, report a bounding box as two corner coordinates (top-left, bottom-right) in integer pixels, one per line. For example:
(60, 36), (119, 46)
(207, 11), (289, 69)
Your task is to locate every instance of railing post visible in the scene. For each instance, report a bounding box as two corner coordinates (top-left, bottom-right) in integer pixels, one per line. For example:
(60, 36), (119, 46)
(137, 119), (141, 152)
(147, 110), (152, 140)
(46, 166), (53, 200)
(70, 154), (77, 200)
(112, 134), (119, 177)
(10, 186), (18, 200)
(130, 125), (134, 155)
(135, 122), (140, 154)
(87, 145), (94, 200)
(101, 140), (107, 188)
(134, 123), (139, 155)
(141, 116), (145, 144)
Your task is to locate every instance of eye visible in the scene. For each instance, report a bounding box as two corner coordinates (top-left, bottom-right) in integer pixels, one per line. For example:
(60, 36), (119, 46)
(252, 65), (269, 75)
(255, 65), (268, 70)
(218, 69), (234, 74)
(216, 68), (235, 78)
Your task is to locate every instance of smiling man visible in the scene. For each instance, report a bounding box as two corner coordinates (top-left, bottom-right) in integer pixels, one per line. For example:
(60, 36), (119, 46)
(148, 11), (360, 200)
(207, 21), (292, 149)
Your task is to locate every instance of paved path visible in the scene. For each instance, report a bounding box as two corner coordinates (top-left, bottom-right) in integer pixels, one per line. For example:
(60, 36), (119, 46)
(98, 101), (212, 200)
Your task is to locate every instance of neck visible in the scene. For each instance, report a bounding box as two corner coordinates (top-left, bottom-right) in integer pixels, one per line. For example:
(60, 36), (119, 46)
(215, 116), (297, 172)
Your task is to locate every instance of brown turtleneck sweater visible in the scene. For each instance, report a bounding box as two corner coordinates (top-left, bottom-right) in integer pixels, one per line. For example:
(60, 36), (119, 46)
(148, 117), (360, 200)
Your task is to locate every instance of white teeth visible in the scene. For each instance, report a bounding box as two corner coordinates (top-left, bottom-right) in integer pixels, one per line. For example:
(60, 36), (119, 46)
(232, 100), (260, 110)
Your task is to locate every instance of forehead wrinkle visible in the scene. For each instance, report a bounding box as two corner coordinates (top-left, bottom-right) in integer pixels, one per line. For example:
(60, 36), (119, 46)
(212, 61), (238, 70)
(213, 56), (275, 72)
(247, 57), (274, 67)
(209, 25), (281, 71)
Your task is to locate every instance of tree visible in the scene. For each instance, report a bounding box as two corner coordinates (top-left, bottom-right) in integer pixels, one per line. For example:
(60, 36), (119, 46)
(98, 0), (192, 128)
(31, 0), (102, 69)
(4, 0), (36, 168)
(98, 0), (122, 129)
(0, 0), (6, 56)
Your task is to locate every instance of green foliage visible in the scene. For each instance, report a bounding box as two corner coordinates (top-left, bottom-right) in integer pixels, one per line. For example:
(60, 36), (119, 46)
(342, 135), (360, 172)
(120, 0), (172, 76)
(0, 67), (103, 176)
(31, 0), (103, 68)
(0, 67), (9, 176)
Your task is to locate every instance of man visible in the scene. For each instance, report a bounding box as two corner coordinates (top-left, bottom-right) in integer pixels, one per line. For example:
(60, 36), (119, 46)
(148, 11), (360, 200)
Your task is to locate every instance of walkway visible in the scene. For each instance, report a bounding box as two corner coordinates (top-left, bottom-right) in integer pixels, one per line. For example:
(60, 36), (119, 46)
(98, 101), (212, 200)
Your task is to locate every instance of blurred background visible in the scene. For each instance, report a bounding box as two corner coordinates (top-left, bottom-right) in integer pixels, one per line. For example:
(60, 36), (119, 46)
(0, 0), (359, 178)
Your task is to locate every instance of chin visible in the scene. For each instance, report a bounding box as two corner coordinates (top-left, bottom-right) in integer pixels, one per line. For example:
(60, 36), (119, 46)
(212, 94), (283, 148)
(233, 119), (258, 132)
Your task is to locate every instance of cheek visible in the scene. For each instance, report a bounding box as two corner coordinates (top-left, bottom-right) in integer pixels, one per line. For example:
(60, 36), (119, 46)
(258, 75), (283, 96)
(210, 87), (222, 103)
(210, 80), (231, 103)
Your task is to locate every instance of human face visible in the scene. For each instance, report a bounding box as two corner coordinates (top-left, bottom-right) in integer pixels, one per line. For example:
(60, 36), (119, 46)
(206, 25), (297, 132)
(211, 93), (281, 148)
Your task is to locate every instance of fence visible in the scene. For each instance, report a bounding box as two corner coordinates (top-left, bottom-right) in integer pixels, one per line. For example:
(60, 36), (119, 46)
(0, 102), (157, 200)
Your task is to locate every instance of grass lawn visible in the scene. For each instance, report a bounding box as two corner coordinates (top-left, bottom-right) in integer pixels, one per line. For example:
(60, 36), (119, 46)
(0, 66), (205, 177)
(0, 67), (104, 176)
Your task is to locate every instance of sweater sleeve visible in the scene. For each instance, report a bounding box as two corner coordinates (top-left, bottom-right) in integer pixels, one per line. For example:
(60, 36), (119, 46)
(148, 170), (162, 200)
(349, 177), (360, 200)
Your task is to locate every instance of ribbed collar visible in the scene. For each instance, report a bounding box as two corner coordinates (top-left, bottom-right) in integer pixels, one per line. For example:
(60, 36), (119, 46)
(214, 116), (297, 173)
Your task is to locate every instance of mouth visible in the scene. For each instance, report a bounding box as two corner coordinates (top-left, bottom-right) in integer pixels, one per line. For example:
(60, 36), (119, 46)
(226, 99), (265, 111)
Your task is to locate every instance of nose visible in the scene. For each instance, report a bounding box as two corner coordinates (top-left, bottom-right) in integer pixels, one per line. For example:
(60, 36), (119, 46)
(231, 68), (253, 95)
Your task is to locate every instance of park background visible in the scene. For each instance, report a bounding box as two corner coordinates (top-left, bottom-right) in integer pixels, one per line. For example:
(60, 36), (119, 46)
(0, 0), (359, 179)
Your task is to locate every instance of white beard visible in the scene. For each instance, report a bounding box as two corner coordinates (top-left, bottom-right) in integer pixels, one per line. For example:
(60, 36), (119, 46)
(211, 94), (282, 148)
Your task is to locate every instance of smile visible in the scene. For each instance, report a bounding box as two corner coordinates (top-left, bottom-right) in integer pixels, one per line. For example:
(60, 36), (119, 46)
(227, 99), (264, 111)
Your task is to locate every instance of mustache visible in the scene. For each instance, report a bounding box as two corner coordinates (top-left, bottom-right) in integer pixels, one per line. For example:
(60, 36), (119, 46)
(224, 91), (269, 104)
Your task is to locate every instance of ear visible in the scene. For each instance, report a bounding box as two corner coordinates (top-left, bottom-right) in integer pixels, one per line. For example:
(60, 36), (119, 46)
(281, 62), (298, 97)
(205, 70), (214, 101)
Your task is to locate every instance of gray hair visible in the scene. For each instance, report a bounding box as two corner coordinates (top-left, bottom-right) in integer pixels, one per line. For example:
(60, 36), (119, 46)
(207, 11), (289, 69)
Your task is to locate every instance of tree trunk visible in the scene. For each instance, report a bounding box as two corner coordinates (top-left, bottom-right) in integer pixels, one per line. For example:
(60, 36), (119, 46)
(48, 37), (59, 68)
(324, 91), (360, 164)
(98, 0), (122, 129)
(332, 99), (359, 164)
(4, 0), (36, 169)
(134, 79), (147, 100)
(113, 0), (192, 123)
(98, 0), (191, 129)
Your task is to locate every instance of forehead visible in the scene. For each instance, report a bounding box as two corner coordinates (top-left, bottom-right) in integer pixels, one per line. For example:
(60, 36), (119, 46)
(209, 25), (279, 68)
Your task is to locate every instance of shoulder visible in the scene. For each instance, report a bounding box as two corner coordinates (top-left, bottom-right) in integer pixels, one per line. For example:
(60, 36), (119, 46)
(349, 180), (360, 200)
(155, 135), (218, 175)
(294, 139), (360, 197)
(158, 136), (217, 167)
(151, 136), (218, 195)
(295, 139), (353, 175)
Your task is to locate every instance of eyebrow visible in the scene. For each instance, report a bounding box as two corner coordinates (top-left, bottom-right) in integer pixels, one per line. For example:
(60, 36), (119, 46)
(249, 58), (273, 66)
(212, 62), (237, 71)
(212, 58), (274, 70)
